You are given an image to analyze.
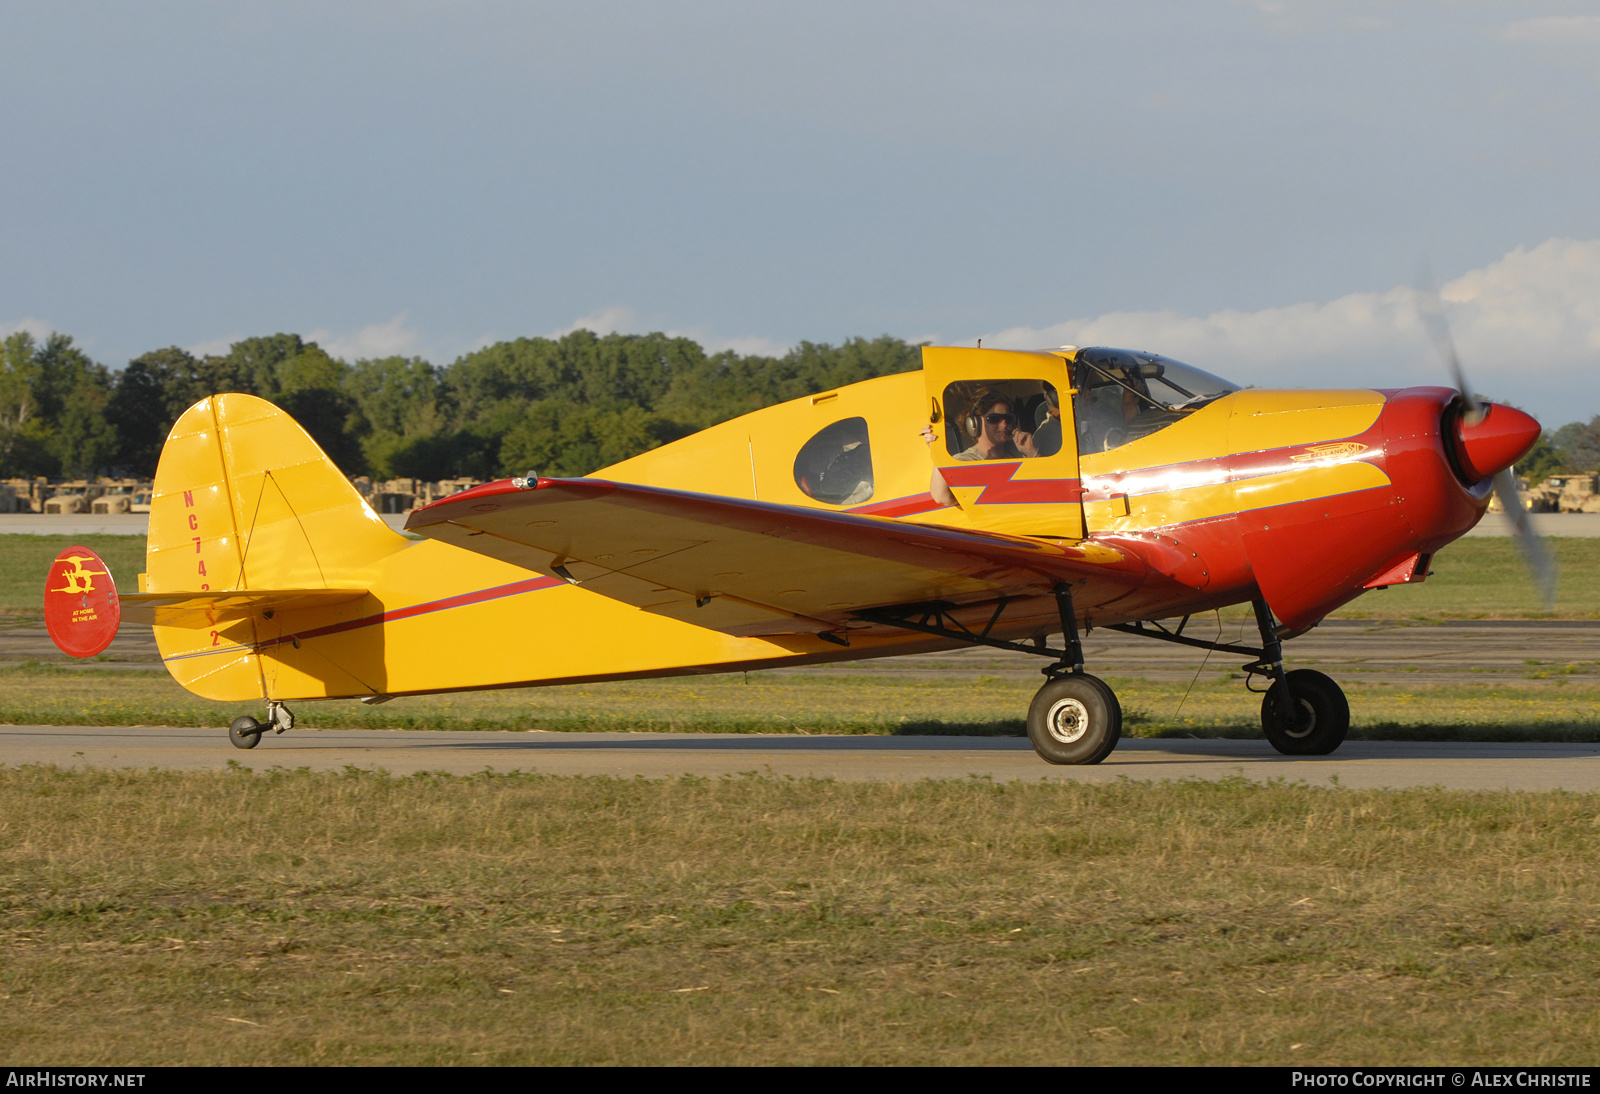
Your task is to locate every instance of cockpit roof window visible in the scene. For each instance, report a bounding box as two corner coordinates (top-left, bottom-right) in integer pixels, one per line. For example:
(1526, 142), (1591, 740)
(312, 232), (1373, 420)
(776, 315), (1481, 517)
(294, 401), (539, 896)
(1071, 348), (1239, 453)
(1073, 348), (1238, 412)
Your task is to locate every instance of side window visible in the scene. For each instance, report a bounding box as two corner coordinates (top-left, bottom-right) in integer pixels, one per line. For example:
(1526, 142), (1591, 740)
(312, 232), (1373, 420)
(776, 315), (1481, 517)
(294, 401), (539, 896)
(941, 380), (1059, 460)
(793, 417), (874, 505)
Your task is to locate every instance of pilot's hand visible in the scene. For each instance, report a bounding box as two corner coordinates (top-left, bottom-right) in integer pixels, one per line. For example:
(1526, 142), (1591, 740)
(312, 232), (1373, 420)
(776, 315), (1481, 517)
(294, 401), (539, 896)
(1014, 429), (1036, 457)
(920, 425), (937, 445)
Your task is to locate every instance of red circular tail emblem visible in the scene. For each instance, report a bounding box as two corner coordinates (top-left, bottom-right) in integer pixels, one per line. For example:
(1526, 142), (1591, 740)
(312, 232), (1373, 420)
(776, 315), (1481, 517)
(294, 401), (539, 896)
(44, 545), (122, 658)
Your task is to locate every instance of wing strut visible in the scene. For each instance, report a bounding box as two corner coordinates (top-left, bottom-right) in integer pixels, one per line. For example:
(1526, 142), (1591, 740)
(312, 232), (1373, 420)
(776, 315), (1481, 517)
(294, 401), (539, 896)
(853, 583), (1091, 678)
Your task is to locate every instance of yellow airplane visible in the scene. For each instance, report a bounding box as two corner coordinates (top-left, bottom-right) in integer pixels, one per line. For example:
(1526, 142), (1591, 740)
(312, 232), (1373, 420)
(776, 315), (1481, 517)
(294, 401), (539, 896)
(44, 344), (1545, 763)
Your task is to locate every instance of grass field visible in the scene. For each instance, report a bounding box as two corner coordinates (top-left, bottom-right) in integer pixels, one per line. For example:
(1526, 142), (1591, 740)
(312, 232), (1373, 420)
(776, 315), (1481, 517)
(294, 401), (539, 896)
(1322, 536), (1598, 621)
(2, 767), (1598, 1065)
(0, 534), (1596, 620)
(2, 660), (1598, 740)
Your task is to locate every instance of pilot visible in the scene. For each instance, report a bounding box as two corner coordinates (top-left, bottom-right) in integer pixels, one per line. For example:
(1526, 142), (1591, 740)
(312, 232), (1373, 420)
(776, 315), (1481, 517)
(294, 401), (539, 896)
(1079, 373), (1147, 452)
(1019, 386), (1062, 458)
(954, 393), (1031, 461)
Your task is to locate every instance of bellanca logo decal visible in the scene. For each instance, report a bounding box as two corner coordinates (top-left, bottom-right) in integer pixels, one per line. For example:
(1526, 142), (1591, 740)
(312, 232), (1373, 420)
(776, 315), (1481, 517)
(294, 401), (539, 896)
(1290, 442), (1369, 463)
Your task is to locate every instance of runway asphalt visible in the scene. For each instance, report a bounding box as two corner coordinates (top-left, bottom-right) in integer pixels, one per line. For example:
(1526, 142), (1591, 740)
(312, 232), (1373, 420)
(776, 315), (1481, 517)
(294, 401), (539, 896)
(5, 725), (1599, 790)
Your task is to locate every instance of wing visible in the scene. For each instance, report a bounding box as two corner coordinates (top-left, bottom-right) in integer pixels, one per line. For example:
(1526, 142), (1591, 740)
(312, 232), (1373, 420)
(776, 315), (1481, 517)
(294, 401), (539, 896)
(406, 478), (1144, 637)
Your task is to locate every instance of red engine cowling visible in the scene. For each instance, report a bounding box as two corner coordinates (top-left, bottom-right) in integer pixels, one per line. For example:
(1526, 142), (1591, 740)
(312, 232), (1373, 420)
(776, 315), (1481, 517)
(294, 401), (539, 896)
(1239, 387), (1532, 632)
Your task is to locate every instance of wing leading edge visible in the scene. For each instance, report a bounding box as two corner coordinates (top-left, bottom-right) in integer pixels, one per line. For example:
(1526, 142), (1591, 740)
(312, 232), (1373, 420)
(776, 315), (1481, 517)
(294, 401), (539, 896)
(406, 478), (1145, 638)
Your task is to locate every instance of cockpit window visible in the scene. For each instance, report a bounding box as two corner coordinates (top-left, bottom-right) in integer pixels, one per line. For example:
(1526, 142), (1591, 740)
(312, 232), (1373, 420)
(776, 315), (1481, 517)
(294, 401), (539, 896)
(941, 379), (1061, 460)
(1071, 347), (1238, 453)
(794, 417), (874, 505)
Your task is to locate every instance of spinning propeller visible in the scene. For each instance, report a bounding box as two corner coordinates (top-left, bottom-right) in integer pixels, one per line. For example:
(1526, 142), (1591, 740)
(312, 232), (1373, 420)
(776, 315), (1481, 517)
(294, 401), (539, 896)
(1416, 278), (1558, 608)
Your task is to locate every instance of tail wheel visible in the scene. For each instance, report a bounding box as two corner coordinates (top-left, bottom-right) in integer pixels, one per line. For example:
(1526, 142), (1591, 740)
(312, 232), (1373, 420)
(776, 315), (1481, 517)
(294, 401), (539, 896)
(1027, 674), (1122, 765)
(228, 716), (264, 750)
(1261, 669), (1349, 756)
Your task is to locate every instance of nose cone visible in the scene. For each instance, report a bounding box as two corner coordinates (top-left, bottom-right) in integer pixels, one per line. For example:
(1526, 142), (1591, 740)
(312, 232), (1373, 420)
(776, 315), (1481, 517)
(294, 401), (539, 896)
(1453, 403), (1541, 482)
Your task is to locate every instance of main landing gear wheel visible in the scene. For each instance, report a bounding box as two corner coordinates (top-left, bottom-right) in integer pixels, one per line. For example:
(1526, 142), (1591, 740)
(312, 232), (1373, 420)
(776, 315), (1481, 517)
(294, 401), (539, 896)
(228, 716), (264, 750)
(1027, 674), (1122, 765)
(1261, 669), (1350, 756)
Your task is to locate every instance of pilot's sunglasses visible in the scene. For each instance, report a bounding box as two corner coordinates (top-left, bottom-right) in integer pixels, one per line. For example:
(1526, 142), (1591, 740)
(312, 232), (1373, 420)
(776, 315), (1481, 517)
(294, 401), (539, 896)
(984, 412), (1017, 426)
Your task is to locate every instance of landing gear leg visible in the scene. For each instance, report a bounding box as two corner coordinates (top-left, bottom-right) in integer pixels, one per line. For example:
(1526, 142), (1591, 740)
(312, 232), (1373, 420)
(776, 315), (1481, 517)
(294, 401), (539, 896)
(1251, 599), (1349, 755)
(1027, 585), (1122, 766)
(226, 702), (294, 750)
(267, 701), (295, 735)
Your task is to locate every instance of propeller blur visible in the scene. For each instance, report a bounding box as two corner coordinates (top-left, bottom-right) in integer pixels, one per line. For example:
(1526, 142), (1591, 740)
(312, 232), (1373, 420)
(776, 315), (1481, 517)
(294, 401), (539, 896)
(1418, 279), (1558, 607)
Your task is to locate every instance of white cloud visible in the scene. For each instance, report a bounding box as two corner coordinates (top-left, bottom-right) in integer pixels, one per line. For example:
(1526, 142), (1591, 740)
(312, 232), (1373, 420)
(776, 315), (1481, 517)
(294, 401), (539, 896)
(187, 316), (424, 361)
(552, 306), (791, 359)
(696, 333), (791, 357)
(552, 305), (636, 338)
(980, 238), (1600, 421)
(185, 335), (238, 358)
(0, 318), (53, 342)
(1504, 16), (1600, 43)
(1232, 0), (1394, 35)
(307, 314), (423, 361)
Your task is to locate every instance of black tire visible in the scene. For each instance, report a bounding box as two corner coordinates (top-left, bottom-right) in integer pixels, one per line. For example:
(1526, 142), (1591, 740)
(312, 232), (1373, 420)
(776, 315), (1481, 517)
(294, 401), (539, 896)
(228, 716), (264, 750)
(1261, 669), (1349, 756)
(1027, 674), (1122, 765)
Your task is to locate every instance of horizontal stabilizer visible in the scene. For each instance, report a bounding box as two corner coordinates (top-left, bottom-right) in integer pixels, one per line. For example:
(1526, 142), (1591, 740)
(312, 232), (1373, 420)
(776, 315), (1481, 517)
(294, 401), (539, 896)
(120, 588), (368, 627)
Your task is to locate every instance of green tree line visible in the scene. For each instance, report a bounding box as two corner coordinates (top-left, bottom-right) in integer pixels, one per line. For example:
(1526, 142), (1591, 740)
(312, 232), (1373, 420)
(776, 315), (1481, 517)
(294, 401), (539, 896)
(0, 330), (921, 480)
(2, 326), (1595, 483)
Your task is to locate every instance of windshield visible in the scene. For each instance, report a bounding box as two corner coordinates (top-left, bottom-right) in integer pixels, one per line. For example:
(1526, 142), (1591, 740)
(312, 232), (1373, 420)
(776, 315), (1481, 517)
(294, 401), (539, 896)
(1071, 347), (1239, 453)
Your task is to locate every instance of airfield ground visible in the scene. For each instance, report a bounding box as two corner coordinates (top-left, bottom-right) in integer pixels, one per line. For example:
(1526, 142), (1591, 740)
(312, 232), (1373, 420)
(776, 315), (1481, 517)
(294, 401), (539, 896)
(3, 767), (1600, 1065)
(3, 532), (1599, 1064)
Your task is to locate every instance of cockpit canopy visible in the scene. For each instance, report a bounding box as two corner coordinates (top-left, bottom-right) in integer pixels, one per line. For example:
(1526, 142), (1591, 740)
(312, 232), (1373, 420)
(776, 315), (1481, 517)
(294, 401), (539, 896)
(1071, 347), (1239, 453)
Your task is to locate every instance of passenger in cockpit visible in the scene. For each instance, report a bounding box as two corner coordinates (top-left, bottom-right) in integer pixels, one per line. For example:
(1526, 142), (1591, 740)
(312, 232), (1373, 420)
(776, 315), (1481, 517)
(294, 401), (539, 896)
(954, 393), (1030, 461)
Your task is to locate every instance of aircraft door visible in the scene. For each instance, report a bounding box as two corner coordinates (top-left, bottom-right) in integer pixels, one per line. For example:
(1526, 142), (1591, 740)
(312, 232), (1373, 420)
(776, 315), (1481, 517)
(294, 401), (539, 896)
(920, 347), (1084, 539)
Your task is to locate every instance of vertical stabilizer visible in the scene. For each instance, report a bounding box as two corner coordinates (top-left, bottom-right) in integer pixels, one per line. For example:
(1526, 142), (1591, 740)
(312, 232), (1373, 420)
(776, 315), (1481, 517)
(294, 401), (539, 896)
(146, 394), (405, 698)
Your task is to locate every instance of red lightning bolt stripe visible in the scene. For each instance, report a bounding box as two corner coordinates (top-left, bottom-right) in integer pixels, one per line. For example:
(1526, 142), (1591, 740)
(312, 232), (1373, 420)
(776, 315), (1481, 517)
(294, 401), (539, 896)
(938, 462), (1083, 504)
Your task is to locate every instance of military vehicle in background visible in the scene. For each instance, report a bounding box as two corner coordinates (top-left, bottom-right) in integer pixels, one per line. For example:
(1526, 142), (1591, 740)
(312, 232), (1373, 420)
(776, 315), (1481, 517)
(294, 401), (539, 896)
(1545, 472), (1600, 513)
(2, 479), (51, 512)
(0, 478), (155, 515)
(356, 477), (486, 515)
(42, 481), (103, 514)
(1491, 471), (1600, 514)
(1, 476), (474, 518)
(92, 480), (148, 514)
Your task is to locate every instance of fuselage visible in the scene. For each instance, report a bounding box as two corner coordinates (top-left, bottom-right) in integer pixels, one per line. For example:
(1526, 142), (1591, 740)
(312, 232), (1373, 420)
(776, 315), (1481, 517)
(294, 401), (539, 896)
(598, 372), (1495, 632)
(141, 355), (1526, 703)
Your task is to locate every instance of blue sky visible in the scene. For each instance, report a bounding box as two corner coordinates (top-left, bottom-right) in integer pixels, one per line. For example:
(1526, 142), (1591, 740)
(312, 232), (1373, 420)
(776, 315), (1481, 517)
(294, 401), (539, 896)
(3, 1), (1598, 424)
